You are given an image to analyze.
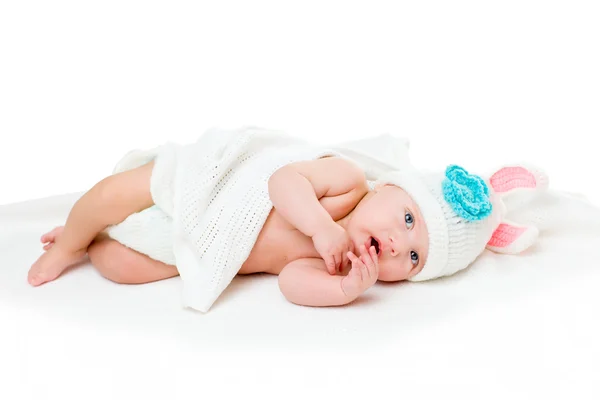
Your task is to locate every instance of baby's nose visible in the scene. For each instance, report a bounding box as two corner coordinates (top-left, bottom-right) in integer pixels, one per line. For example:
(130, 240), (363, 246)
(388, 234), (401, 256)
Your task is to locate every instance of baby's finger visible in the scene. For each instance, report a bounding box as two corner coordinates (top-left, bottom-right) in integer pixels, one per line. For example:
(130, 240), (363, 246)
(347, 252), (362, 276)
(354, 252), (366, 278)
(341, 251), (350, 271)
(369, 246), (380, 276)
(334, 253), (342, 273)
(347, 251), (359, 267)
(343, 251), (356, 274)
(359, 257), (370, 281)
(361, 257), (371, 282)
(325, 256), (336, 275)
(350, 262), (364, 284)
(361, 244), (372, 258)
(363, 247), (375, 264)
(360, 251), (374, 278)
(349, 241), (355, 254)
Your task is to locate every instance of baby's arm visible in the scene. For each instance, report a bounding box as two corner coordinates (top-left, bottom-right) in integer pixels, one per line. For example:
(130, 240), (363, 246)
(268, 156), (368, 238)
(279, 258), (350, 306)
(268, 157), (369, 273)
(27, 160), (155, 286)
(279, 245), (379, 307)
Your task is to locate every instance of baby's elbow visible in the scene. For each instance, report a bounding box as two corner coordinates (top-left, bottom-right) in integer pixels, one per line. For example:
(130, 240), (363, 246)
(268, 166), (293, 198)
(278, 267), (311, 306)
(267, 168), (279, 193)
(268, 165), (287, 184)
(277, 268), (296, 303)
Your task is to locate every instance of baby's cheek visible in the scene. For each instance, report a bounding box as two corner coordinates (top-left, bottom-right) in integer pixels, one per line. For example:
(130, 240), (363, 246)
(377, 260), (407, 282)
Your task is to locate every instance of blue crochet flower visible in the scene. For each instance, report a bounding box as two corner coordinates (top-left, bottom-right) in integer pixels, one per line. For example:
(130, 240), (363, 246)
(442, 165), (492, 221)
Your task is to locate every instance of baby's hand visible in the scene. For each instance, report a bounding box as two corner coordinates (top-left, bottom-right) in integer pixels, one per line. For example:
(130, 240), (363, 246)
(341, 245), (379, 300)
(311, 222), (354, 275)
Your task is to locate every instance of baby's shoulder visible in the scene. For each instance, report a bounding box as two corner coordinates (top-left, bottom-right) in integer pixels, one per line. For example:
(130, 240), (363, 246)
(309, 155), (368, 186)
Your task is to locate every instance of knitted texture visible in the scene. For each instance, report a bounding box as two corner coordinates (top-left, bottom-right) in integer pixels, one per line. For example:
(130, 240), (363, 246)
(489, 166), (537, 193)
(376, 166), (504, 281)
(376, 163), (550, 281)
(105, 205), (175, 265)
(487, 223), (527, 248)
(442, 165), (493, 221)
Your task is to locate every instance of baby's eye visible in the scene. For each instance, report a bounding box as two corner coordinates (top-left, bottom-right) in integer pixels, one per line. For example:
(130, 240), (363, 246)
(405, 212), (414, 229)
(410, 251), (419, 266)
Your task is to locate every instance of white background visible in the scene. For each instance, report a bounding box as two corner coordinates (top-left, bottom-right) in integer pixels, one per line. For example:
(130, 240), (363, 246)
(1, 1), (599, 207)
(1, 1), (600, 399)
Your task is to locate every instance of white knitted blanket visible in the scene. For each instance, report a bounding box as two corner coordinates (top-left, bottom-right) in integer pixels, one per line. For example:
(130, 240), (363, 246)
(106, 126), (412, 312)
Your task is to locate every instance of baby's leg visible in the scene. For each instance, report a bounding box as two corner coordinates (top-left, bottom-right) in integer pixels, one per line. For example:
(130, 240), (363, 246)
(28, 160), (156, 286)
(88, 232), (178, 284)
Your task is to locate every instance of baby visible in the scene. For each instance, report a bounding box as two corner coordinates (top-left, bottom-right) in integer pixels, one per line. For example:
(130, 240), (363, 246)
(27, 128), (547, 310)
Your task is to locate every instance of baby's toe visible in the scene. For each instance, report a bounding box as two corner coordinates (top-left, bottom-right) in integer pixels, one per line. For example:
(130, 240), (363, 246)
(28, 268), (54, 286)
(28, 258), (52, 286)
(27, 269), (43, 286)
(41, 226), (63, 243)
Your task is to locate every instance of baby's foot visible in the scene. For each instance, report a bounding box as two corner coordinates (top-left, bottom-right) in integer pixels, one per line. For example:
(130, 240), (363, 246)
(28, 227), (86, 286)
(28, 245), (86, 286)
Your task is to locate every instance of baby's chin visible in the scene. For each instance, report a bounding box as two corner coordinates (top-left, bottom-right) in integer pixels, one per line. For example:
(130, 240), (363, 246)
(377, 274), (408, 282)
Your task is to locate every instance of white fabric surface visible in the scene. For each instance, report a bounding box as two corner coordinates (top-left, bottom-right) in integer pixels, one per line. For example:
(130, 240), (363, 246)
(2, 192), (600, 399)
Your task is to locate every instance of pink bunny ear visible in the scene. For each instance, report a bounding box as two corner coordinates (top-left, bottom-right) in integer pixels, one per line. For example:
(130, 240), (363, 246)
(486, 219), (539, 254)
(487, 164), (549, 213)
(488, 164), (549, 194)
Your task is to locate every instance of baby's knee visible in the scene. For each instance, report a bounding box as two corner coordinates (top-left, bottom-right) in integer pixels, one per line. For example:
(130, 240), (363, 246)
(88, 234), (178, 284)
(88, 236), (138, 284)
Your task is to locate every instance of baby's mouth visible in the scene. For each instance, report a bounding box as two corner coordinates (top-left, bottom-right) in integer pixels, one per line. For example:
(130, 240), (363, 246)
(369, 236), (381, 255)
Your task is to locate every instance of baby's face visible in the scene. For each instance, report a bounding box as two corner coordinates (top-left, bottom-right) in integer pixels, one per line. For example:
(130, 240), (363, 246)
(346, 184), (429, 282)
